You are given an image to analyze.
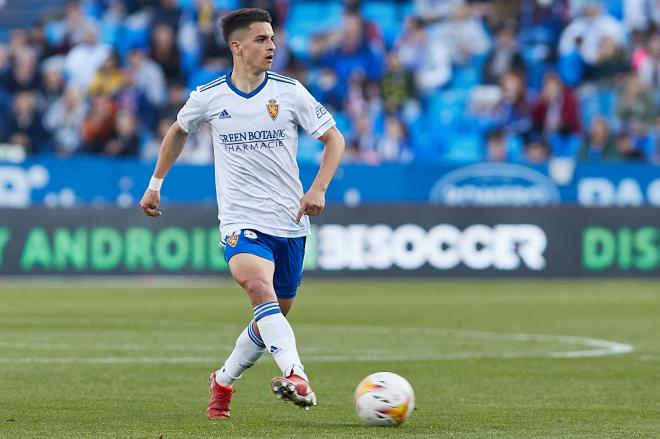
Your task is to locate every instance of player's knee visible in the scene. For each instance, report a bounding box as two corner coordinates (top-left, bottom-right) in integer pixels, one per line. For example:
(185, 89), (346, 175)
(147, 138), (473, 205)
(242, 278), (272, 300)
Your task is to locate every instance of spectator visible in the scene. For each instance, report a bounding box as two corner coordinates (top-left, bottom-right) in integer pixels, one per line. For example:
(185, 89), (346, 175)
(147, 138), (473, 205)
(64, 24), (111, 89)
(2, 46), (41, 93)
(28, 21), (57, 60)
(151, 0), (182, 32)
(395, 17), (452, 93)
(524, 138), (551, 163)
(617, 73), (657, 126)
(486, 130), (508, 162)
(51, 1), (98, 53)
(128, 47), (167, 109)
(149, 23), (182, 83)
(115, 66), (157, 130)
(89, 51), (123, 97)
(495, 70), (531, 136)
(376, 116), (411, 163)
(318, 8), (385, 87)
(433, 2), (491, 66)
(350, 113), (378, 163)
(308, 68), (344, 111)
(578, 116), (617, 160)
(557, 35), (587, 87)
(587, 35), (629, 82)
(141, 116), (171, 162)
(413, 0), (463, 24)
(179, 123), (214, 164)
(106, 110), (139, 156)
(559, 2), (625, 66)
(624, 0), (660, 31)
(40, 55), (66, 108)
(638, 33), (660, 90)
(3, 90), (49, 154)
(519, 0), (568, 49)
(160, 81), (187, 120)
(43, 85), (87, 156)
(531, 72), (580, 138)
(99, 0), (127, 47)
(0, 44), (9, 78)
(184, 0), (231, 70)
(482, 22), (525, 85)
(81, 93), (117, 154)
(616, 132), (646, 161)
(7, 28), (31, 59)
(381, 52), (417, 113)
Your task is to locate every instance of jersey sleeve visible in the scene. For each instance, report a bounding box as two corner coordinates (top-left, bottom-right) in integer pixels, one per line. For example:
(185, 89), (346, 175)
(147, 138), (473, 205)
(294, 81), (336, 139)
(177, 88), (207, 134)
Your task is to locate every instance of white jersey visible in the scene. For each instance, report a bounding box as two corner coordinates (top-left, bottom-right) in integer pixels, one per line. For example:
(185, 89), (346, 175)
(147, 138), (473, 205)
(177, 71), (335, 239)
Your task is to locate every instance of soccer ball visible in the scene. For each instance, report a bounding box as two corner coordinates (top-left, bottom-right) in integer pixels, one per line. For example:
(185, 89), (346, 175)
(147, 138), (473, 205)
(353, 372), (415, 426)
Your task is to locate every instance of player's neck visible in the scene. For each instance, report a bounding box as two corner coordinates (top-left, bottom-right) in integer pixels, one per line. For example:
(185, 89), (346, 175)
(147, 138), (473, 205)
(229, 65), (267, 94)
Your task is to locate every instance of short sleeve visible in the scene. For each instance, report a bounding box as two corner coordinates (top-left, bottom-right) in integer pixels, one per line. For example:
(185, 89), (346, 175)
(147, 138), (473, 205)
(294, 81), (335, 139)
(177, 88), (207, 134)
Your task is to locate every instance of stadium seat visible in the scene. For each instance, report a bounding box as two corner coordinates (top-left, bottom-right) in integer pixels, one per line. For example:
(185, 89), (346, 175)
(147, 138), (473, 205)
(286, 1), (344, 58)
(361, 1), (407, 47)
(443, 132), (485, 163)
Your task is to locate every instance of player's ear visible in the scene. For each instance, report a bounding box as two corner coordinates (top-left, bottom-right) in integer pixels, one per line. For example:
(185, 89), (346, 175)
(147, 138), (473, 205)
(229, 40), (241, 56)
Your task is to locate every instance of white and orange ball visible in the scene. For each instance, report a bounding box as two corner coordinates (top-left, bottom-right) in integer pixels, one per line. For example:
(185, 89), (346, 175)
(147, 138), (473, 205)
(353, 372), (415, 426)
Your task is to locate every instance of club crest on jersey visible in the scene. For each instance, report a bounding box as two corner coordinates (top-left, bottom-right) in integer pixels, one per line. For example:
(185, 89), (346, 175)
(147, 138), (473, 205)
(226, 232), (239, 247)
(267, 99), (279, 121)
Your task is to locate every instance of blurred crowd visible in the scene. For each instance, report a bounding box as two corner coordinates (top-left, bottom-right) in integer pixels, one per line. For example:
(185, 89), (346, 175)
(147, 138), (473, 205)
(0, 0), (659, 165)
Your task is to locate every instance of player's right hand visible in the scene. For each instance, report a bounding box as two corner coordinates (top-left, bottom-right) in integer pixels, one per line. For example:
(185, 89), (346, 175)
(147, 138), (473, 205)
(140, 189), (162, 217)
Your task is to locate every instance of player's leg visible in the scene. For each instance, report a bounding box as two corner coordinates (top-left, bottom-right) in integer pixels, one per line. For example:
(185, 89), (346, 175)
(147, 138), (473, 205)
(230, 253), (308, 381)
(207, 232), (276, 419)
(265, 235), (316, 407)
(217, 298), (294, 387)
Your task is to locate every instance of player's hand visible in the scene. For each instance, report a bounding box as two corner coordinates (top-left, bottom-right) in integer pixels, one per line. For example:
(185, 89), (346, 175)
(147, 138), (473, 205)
(140, 189), (162, 217)
(296, 188), (325, 223)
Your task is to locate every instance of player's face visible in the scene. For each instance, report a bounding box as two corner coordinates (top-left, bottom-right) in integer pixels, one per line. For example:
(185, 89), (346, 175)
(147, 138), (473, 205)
(238, 22), (276, 72)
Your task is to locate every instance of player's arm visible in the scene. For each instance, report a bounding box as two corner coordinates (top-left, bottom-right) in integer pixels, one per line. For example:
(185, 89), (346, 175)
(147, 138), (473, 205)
(140, 122), (188, 217)
(296, 126), (345, 223)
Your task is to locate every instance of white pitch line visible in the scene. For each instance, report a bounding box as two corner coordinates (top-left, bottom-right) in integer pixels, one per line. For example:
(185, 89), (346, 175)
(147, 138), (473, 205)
(0, 326), (633, 364)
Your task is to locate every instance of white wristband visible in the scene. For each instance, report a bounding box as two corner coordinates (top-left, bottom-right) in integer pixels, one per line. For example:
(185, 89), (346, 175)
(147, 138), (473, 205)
(148, 176), (164, 192)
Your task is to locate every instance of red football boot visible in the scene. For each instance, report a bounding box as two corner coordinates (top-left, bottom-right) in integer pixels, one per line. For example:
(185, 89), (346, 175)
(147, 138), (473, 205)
(207, 372), (234, 419)
(270, 373), (317, 409)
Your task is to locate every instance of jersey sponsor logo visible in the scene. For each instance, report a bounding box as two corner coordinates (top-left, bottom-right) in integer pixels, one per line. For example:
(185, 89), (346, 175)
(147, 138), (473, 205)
(226, 232), (239, 247)
(219, 129), (287, 152)
(217, 109), (231, 119)
(243, 230), (257, 239)
(267, 98), (279, 121)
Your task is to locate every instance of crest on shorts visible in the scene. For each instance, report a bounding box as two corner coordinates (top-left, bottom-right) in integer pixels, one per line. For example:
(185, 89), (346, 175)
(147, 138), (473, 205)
(267, 98), (279, 121)
(226, 232), (239, 247)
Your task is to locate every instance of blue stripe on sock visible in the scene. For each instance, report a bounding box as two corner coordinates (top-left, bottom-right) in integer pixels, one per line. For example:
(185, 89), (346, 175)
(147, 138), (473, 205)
(247, 322), (265, 347)
(254, 307), (280, 321)
(253, 304), (279, 316)
(253, 301), (277, 313)
(255, 307), (281, 321)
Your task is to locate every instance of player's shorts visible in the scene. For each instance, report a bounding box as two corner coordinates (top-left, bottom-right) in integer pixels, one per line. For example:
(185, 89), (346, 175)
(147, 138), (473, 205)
(221, 229), (306, 299)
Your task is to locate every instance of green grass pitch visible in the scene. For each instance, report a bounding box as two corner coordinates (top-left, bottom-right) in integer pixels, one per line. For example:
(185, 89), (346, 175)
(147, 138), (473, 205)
(1, 280), (659, 438)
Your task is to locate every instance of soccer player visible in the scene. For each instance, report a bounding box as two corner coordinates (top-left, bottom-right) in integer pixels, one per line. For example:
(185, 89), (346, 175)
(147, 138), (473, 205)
(139, 8), (345, 419)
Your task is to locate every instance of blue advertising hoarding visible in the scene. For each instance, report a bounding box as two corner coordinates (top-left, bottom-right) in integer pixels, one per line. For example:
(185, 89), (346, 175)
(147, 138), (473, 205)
(0, 157), (659, 207)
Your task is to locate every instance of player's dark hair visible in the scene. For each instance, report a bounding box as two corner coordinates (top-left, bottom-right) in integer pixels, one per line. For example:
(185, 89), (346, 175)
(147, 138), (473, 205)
(220, 8), (272, 46)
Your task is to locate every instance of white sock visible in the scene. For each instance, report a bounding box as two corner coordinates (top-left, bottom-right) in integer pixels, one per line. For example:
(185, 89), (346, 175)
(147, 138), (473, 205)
(254, 301), (308, 382)
(215, 321), (265, 386)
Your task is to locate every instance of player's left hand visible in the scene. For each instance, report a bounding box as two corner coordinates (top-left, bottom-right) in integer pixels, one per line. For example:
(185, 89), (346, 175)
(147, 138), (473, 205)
(296, 188), (325, 223)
